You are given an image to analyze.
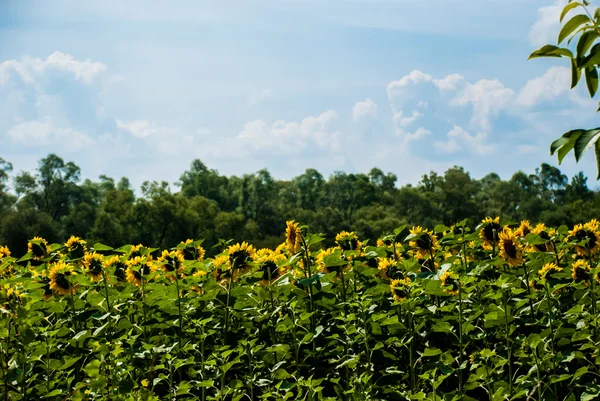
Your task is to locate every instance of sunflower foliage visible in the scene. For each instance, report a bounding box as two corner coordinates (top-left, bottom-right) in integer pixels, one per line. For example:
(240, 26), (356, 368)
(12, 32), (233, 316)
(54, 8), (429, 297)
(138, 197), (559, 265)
(529, 0), (600, 178)
(0, 220), (600, 400)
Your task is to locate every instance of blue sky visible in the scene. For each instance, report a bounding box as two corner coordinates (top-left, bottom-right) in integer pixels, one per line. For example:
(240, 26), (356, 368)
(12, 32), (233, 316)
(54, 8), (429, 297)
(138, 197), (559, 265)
(1, 0), (599, 189)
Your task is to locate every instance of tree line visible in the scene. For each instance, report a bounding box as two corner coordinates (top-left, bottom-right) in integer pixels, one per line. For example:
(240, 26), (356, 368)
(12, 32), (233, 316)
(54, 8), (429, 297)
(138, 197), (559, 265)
(0, 154), (598, 257)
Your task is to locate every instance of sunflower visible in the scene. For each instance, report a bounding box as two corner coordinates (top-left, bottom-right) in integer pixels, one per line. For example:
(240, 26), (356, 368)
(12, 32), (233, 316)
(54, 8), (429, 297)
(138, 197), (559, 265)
(257, 249), (287, 285)
(498, 228), (523, 266)
(568, 221), (600, 256)
(479, 217), (501, 250)
(128, 244), (144, 259)
(418, 257), (439, 273)
(227, 242), (256, 270)
(538, 263), (563, 280)
(125, 256), (151, 287)
(529, 279), (544, 292)
(274, 243), (288, 256)
(316, 247), (348, 275)
(177, 239), (206, 261)
(82, 252), (104, 281)
(285, 221), (302, 254)
(211, 255), (231, 282)
(335, 231), (362, 252)
(28, 237), (49, 261)
(440, 271), (459, 296)
(469, 353), (476, 365)
(103, 255), (127, 282)
(571, 259), (591, 282)
(377, 257), (405, 281)
(529, 224), (554, 252)
(49, 260), (78, 295)
(514, 221), (532, 238)
(390, 278), (412, 302)
(65, 236), (87, 258)
(0, 246), (10, 259)
(155, 250), (185, 281)
(409, 226), (438, 259)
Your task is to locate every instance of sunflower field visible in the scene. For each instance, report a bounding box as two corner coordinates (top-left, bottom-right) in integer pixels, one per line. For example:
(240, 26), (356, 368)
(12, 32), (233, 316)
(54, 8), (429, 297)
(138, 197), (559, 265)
(0, 218), (600, 401)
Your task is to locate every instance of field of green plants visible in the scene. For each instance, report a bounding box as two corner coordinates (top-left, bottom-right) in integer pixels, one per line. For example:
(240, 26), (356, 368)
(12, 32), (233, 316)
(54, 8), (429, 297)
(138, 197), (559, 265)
(0, 218), (599, 400)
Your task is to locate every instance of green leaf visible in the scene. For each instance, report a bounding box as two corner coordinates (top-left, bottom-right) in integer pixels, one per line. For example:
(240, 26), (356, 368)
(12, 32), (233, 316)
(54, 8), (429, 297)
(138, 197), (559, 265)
(423, 347), (442, 357)
(585, 67), (599, 97)
(561, 2), (582, 22)
(571, 58), (582, 88)
(583, 43), (600, 67)
(574, 127), (600, 161)
(558, 14), (591, 44)
(577, 30), (600, 58)
(595, 136), (600, 179)
(550, 129), (584, 164)
(92, 243), (114, 251)
(529, 45), (573, 59)
(431, 322), (453, 334)
(571, 366), (588, 384)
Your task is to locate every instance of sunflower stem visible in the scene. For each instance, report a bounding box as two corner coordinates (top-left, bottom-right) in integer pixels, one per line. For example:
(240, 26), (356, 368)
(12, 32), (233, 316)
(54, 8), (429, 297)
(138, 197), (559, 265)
(458, 278), (464, 399)
(503, 288), (512, 396)
(101, 269), (115, 398)
(224, 273), (232, 345)
(522, 264), (535, 320)
(544, 283), (558, 396)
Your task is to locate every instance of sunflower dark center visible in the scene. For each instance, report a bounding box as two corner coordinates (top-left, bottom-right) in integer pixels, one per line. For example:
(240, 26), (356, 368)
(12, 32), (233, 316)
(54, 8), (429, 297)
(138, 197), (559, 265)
(182, 248), (195, 260)
(230, 250), (251, 268)
(416, 234), (433, 250)
(261, 261), (279, 281)
(421, 258), (436, 272)
(443, 277), (458, 291)
(114, 262), (126, 281)
(55, 273), (71, 290)
(32, 244), (45, 258)
(366, 258), (379, 268)
(339, 238), (358, 251)
(392, 286), (409, 300)
(503, 240), (518, 258)
(522, 227), (531, 236)
(89, 260), (103, 275)
(575, 267), (591, 281)
(576, 229), (597, 250)
(483, 223), (500, 242)
(163, 256), (179, 272)
(386, 265), (404, 280)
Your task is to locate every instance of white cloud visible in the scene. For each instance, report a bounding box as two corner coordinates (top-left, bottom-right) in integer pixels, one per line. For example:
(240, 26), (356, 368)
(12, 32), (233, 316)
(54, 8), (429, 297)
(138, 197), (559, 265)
(386, 70), (433, 98)
(0, 51), (107, 86)
(394, 110), (423, 127)
(451, 79), (514, 131)
(529, 1), (566, 47)
(238, 110), (340, 154)
(7, 119), (93, 150)
(116, 119), (194, 153)
(352, 98), (378, 120)
(516, 66), (570, 107)
(247, 88), (272, 106)
(434, 124), (496, 155)
(434, 73), (465, 91)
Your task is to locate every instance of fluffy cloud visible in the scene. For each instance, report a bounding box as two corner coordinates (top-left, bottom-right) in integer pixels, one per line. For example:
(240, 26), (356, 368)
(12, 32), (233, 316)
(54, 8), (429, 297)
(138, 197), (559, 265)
(516, 66), (570, 107)
(528, 1), (566, 47)
(0, 51), (107, 86)
(8, 119), (93, 150)
(238, 110), (340, 154)
(434, 125), (495, 155)
(451, 79), (514, 131)
(352, 98), (378, 120)
(117, 119), (193, 154)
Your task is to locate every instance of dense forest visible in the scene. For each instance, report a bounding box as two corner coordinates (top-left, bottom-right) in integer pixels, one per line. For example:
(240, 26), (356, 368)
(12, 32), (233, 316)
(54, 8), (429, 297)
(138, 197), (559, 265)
(0, 154), (598, 257)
